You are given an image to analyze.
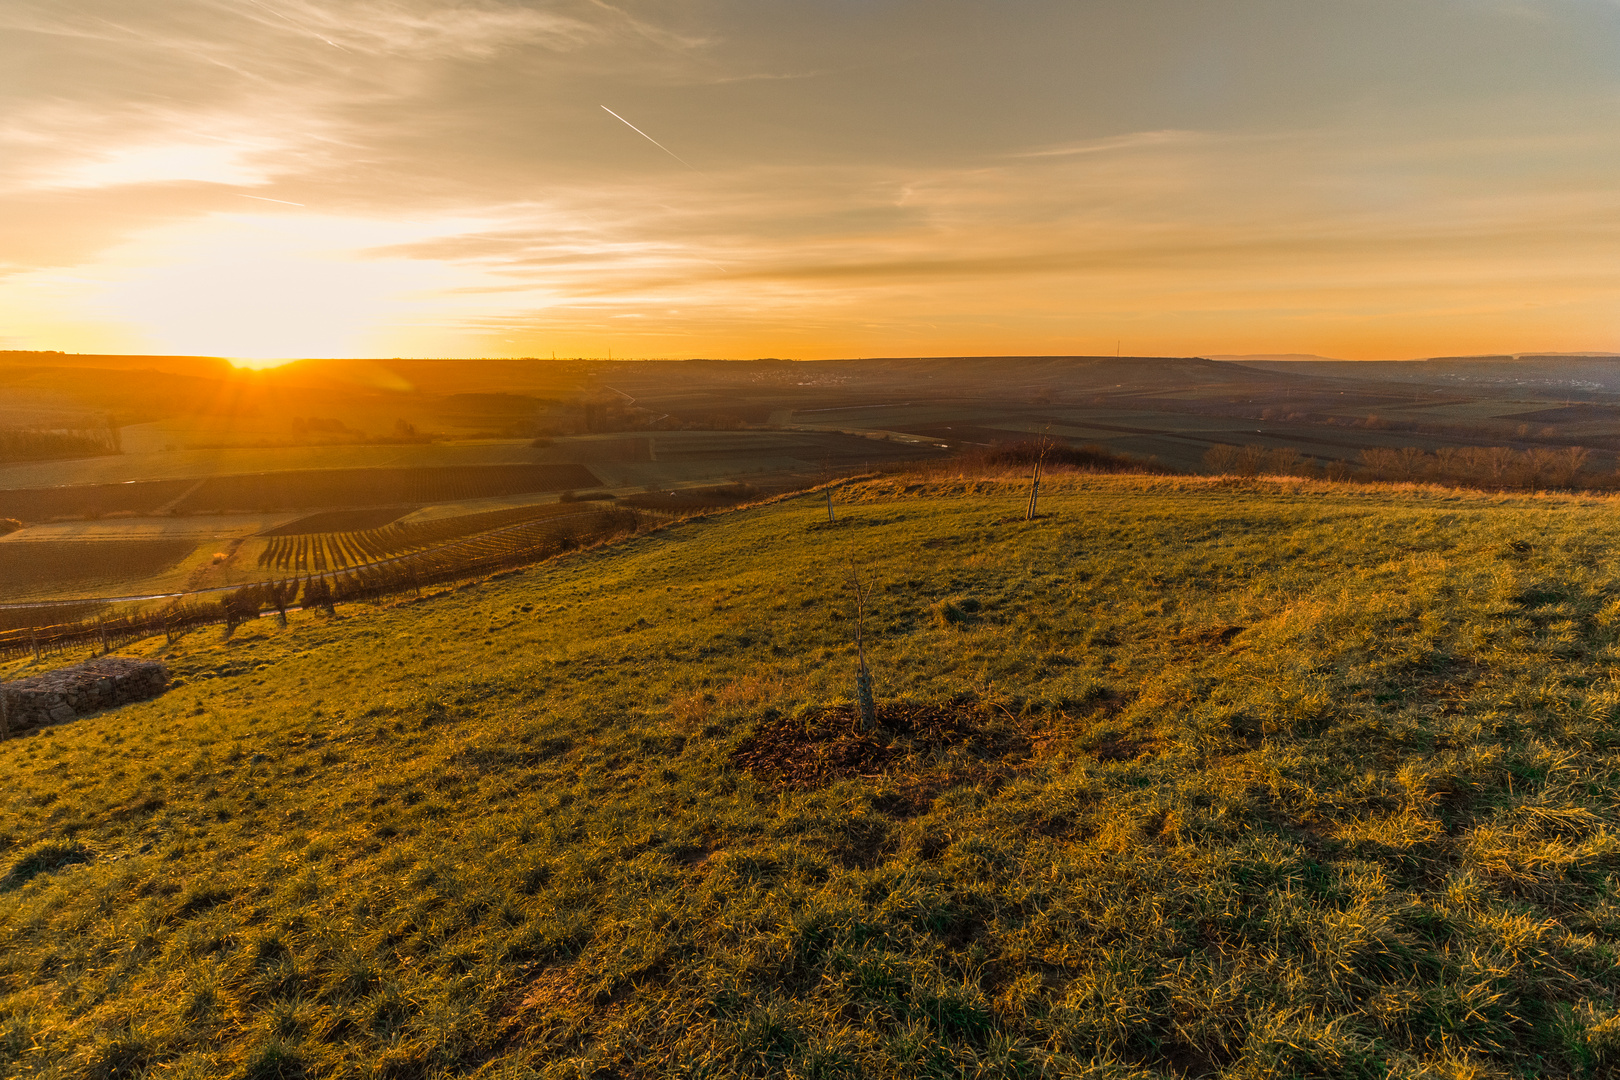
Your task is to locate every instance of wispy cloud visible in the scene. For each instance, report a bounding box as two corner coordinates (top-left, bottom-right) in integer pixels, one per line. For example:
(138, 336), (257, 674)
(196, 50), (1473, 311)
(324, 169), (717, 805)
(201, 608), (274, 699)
(1009, 129), (1205, 159)
(231, 0), (603, 58)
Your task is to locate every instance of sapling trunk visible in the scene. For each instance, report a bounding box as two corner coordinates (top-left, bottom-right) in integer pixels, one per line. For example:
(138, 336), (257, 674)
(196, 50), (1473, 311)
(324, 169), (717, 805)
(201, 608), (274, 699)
(847, 563), (878, 729)
(1026, 436), (1052, 521)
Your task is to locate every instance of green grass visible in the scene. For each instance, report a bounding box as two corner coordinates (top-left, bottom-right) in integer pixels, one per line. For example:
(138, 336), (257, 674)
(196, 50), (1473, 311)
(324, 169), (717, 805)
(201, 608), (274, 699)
(5, 473), (1620, 1078)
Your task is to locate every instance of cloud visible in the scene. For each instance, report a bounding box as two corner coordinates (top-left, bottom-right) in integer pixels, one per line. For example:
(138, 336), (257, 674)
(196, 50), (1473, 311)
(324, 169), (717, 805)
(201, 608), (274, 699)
(1009, 129), (1205, 159)
(0, 0), (607, 59)
(231, 0), (603, 58)
(17, 132), (293, 192)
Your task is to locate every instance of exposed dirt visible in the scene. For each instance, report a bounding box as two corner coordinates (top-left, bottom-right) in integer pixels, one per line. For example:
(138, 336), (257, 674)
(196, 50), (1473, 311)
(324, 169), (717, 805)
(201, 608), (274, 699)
(1176, 624), (1246, 648)
(731, 701), (1030, 790)
(1089, 736), (1156, 762)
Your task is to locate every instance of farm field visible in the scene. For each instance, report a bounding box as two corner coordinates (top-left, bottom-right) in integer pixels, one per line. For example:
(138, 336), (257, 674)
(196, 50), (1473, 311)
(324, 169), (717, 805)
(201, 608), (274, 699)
(0, 464), (597, 524)
(0, 539), (198, 601)
(796, 400), (1613, 473)
(0, 513), (303, 544)
(4, 474), (1620, 1076)
(0, 439), (556, 492)
(259, 508), (416, 536)
(171, 464), (597, 514)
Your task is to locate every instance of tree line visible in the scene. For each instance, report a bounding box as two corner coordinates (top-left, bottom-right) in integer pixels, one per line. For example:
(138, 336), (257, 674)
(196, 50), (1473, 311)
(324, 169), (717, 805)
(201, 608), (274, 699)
(0, 419), (121, 464)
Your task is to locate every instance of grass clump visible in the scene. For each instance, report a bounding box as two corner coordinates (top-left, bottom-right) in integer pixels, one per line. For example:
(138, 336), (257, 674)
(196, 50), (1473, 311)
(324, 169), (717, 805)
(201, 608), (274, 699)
(3, 838), (93, 890)
(930, 595), (981, 629)
(4, 473), (1620, 1076)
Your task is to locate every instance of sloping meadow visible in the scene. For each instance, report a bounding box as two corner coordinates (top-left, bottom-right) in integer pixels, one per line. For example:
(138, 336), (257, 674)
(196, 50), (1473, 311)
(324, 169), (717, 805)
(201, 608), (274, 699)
(3, 475), (1620, 1078)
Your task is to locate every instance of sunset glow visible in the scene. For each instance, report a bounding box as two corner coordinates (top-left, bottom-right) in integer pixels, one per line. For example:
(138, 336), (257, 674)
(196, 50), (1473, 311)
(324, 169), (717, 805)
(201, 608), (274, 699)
(3, 1), (1618, 359)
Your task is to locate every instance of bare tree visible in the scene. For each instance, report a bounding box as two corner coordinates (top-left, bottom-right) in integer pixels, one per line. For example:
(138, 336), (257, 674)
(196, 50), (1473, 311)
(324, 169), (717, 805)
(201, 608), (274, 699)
(1359, 447), (1400, 480)
(1395, 446), (1429, 481)
(1484, 446), (1516, 487)
(270, 579), (292, 627)
(1264, 447), (1302, 475)
(847, 562), (878, 729)
(1204, 444), (1241, 474)
(1233, 445), (1267, 477)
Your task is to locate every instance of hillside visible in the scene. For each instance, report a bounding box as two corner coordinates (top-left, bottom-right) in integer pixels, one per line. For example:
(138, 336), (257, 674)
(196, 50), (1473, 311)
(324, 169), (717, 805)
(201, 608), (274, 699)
(5, 474), (1620, 1077)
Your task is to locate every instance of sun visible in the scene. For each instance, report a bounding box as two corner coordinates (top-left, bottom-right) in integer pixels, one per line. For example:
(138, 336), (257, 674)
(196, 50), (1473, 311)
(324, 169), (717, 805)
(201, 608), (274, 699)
(80, 212), (489, 361)
(224, 356), (305, 370)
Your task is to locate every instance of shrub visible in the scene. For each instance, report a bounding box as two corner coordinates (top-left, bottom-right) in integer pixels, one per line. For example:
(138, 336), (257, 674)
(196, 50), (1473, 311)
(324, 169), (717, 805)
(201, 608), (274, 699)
(965, 440), (1174, 475)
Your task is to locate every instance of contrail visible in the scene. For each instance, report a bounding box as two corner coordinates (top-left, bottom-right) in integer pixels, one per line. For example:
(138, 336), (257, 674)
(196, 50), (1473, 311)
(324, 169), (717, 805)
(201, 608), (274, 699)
(236, 194), (306, 206)
(601, 106), (700, 172)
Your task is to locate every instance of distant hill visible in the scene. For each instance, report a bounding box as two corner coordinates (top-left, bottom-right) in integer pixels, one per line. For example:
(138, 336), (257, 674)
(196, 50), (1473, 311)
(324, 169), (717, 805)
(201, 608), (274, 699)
(1234, 354), (1620, 393)
(1210, 352), (1357, 362)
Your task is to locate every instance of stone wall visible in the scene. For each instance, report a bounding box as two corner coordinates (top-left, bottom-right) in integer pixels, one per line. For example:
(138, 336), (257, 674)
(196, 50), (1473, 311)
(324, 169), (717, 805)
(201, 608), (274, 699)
(1, 656), (169, 734)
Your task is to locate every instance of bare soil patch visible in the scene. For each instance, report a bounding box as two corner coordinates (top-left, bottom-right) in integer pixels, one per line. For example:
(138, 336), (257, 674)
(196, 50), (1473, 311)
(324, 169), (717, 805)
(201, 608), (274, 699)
(732, 701), (1030, 791)
(259, 506), (415, 536)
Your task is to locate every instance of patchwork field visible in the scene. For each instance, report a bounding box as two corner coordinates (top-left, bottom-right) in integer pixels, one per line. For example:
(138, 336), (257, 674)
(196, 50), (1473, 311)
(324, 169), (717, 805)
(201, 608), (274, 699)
(4, 474), (1620, 1076)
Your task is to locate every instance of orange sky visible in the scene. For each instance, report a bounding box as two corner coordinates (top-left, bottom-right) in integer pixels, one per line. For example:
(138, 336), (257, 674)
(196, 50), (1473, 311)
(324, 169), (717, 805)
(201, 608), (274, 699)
(2, 1), (1617, 362)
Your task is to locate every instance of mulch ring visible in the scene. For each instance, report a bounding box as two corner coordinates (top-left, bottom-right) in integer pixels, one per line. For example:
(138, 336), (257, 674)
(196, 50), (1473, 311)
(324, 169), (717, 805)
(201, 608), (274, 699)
(731, 701), (1029, 789)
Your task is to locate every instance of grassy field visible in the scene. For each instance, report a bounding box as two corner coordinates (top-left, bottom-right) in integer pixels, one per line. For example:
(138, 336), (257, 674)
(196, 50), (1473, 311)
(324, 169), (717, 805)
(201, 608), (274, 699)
(4, 474), (1620, 1077)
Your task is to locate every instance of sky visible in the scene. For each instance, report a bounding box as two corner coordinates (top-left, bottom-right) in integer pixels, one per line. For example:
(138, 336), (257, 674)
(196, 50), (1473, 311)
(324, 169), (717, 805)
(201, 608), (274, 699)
(2, 0), (1618, 362)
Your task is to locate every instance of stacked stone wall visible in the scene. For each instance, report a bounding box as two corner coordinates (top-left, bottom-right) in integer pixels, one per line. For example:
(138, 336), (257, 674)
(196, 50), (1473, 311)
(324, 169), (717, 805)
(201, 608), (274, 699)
(1, 656), (168, 734)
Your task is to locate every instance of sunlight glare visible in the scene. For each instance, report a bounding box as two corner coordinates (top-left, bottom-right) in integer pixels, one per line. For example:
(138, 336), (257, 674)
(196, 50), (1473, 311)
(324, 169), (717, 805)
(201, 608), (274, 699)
(86, 213), (501, 360)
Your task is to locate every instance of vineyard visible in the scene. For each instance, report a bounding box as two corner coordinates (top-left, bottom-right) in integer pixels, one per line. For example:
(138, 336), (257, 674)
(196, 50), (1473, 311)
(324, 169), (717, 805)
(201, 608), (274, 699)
(256, 502), (594, 573)
(0, 506), (647, 662)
